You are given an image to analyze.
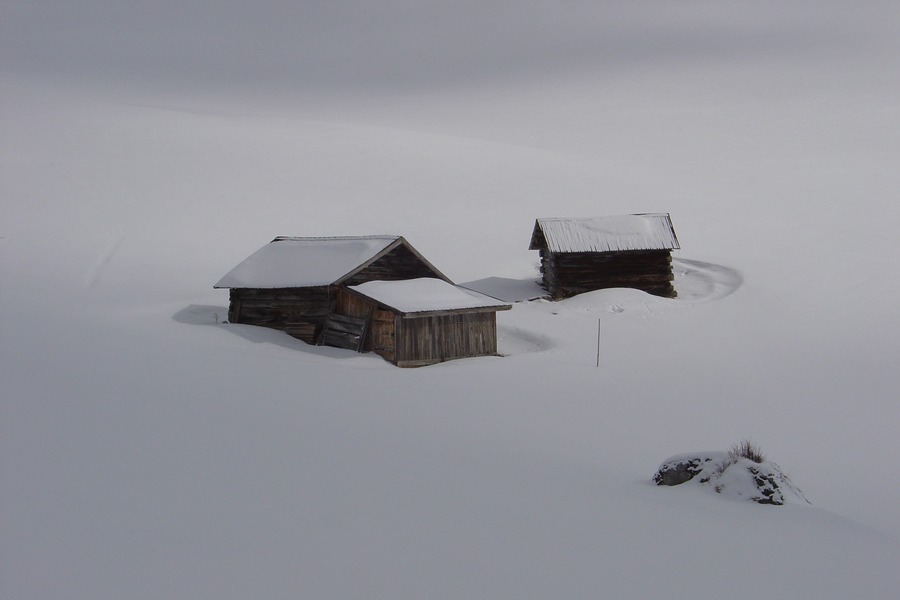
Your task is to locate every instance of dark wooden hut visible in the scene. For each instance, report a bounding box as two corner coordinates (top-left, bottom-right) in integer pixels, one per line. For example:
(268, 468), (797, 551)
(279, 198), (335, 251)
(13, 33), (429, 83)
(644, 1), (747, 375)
(336, 278), (511, 367)
(214, 236), (451, 343)
(529, 213), (680, 298)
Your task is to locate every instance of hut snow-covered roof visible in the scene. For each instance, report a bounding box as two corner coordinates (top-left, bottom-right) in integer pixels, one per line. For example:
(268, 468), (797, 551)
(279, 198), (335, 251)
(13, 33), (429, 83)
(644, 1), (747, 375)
(348, 278), (511, 316)
(214, 236), (449, 289)
(529, 213), (680, 254)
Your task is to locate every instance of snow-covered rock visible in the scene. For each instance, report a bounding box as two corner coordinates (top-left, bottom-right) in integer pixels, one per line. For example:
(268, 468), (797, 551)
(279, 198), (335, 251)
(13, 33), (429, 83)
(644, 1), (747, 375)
(654, 452), (810, 506)
(652, 452), (727, 486)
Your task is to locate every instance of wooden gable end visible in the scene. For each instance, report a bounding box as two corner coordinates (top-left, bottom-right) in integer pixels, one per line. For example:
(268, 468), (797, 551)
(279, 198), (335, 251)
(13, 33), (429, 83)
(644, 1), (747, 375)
(528, 221), (548, 252)
(341, 239), (450, 286)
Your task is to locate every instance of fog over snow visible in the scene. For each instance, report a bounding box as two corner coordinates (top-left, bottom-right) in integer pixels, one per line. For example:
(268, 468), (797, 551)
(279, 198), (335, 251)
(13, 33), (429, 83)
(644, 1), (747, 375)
(3, 2), (900, 599)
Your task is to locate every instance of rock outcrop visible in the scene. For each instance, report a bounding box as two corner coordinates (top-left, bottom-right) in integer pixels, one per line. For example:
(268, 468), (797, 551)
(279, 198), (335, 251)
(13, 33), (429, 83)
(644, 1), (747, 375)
(653, 452), (726, 486)
(653, 449), (809, 506)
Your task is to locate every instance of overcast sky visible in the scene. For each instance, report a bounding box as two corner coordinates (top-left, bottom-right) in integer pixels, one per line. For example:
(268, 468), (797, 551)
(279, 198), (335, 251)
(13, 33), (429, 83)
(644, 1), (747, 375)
(6, 1), (894, 93)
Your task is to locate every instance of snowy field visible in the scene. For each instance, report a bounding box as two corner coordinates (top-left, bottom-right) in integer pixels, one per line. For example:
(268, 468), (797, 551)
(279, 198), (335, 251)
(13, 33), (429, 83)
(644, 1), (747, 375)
(3, 2), (900, 598)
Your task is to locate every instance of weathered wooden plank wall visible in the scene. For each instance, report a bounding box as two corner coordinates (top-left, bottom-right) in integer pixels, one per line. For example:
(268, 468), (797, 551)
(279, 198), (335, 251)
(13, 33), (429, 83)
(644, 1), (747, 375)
(335, 288), (377, 351)
(228, 287), (333, 343)
(318, 313), (369, 351)
(540, 249), (676, 298)
(371, 310), (396, 362)
(395, 312), (497, 367)
(336, 288), (371, 319)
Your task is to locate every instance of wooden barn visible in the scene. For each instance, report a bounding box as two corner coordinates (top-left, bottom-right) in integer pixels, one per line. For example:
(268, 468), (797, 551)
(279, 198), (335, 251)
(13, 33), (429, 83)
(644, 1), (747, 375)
(529, 213), (681, 298)
(214, 236), (451, 344)
(336, 278), (511, 367)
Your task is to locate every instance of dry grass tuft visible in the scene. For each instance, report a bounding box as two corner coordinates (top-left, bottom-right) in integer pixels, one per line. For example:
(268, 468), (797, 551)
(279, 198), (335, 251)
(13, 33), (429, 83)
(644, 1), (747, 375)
(728, 439), (765, 464)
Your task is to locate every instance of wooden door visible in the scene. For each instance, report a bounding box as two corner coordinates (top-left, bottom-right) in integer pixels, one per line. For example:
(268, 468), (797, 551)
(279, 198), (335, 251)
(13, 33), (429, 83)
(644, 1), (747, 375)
(371, 310), (396, 362)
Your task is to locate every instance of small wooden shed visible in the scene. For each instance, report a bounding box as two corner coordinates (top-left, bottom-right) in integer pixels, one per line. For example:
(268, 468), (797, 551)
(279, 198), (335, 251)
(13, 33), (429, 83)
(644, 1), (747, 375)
(337, 278), (511, 367)
(214, 236), (451, 343)
(529, 213), (680, 298)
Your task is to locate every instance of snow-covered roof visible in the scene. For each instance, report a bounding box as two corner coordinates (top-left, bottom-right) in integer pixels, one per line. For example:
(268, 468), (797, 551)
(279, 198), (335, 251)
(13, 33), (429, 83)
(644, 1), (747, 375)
(215, 236), (404, 288)
(529, 213), (680, 253)
(348, 278), (511, 315)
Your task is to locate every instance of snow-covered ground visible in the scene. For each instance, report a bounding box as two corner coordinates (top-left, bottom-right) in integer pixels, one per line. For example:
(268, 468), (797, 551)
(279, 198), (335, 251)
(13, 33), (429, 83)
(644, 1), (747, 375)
(3, 2), (900, 598)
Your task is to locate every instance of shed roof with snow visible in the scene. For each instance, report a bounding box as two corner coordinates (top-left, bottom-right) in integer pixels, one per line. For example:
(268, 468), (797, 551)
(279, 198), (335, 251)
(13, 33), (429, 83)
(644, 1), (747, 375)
(347, 278), (511, 316)
(214, 235), (450, 289)
(529, 213), (680, 254)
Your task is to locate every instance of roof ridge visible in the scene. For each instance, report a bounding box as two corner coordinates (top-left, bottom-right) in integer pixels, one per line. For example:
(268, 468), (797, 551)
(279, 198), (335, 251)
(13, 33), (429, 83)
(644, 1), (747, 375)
(272, 235), (401, 242)
(536, 213), (669, 222)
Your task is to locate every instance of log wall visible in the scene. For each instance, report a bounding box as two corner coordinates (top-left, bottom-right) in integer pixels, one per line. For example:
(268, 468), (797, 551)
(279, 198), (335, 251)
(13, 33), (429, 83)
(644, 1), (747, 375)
(540, 249), (676, 298)
(228, 287), (333, 344)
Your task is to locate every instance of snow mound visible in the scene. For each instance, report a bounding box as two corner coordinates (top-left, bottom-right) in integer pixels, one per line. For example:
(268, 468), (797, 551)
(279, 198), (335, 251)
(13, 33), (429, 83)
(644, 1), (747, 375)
(654, 450), (810, 506)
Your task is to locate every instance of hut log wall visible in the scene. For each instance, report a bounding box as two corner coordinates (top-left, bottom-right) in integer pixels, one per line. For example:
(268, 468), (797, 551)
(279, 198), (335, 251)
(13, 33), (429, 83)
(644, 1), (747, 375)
(228, 287), (333, 344)
(540, 249), (676, 298)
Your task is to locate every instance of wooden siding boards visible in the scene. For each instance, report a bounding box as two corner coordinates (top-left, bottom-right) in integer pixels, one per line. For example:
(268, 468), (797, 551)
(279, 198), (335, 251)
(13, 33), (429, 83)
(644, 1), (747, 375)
(335, 292), (397, 361)
(394, 312), (497, 368)
(317, 313), (369, 351)
(530, 214), (680, 299)
(370, 310), (397, 362)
